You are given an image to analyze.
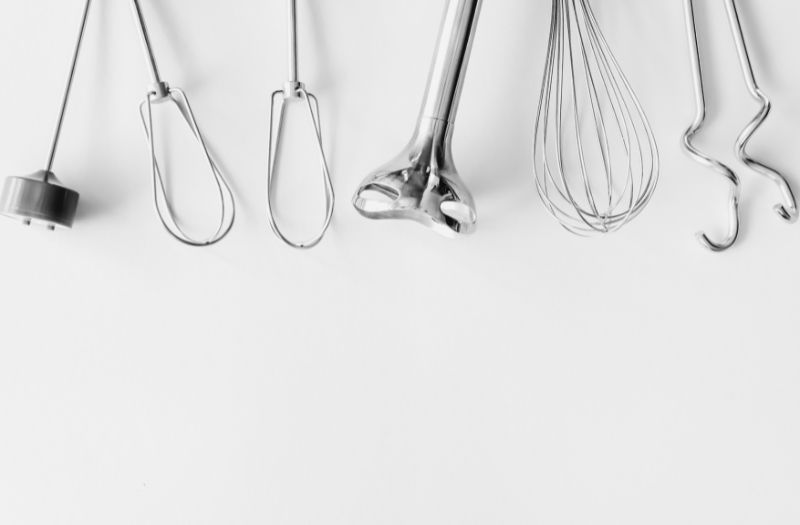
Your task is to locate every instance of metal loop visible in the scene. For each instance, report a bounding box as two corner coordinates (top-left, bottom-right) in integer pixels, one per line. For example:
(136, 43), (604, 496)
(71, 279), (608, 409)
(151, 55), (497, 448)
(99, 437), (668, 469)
(139, 87), (236, 247)
(534, 0), (660, 236)
(266, 87), (335, 250)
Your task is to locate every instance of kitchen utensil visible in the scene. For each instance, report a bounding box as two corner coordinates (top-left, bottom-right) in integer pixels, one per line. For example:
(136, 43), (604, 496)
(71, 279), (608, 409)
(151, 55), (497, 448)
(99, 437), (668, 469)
(534, 0), (659, 235)
(682, 0), (797, 252)
(353, 0), (482, 237)
(131, 0), (236, 247)
(0, 0), (92, 230)
(267, 0), (334, 249)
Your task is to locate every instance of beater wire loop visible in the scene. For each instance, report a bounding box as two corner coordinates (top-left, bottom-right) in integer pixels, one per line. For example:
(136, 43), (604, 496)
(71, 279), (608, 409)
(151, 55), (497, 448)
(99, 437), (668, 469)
(139, 89), (236, 247)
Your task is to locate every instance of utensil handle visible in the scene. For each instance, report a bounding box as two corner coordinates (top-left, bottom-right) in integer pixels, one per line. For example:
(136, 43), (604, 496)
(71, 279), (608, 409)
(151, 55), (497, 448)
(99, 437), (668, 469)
(420, 0), (483, 124)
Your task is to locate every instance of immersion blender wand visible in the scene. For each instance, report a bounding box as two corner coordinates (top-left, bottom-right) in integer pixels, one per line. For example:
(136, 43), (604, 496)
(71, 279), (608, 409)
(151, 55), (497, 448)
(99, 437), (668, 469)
(0, 0), (92, 230)
(267, 0), (335, 249)
(130, 0), (236, 247)
(353, 0), (483, 237)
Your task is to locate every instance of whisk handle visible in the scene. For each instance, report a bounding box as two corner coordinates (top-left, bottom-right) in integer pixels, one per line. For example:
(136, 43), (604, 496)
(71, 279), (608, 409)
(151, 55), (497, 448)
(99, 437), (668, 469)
(419, 0), (483, 128)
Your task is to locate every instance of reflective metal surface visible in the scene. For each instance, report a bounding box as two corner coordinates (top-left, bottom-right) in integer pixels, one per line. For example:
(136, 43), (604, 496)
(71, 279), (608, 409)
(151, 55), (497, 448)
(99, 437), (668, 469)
(131, 0), (236, 247)
(682, 0), (797, 252)
(267, 0), (335, 250)
(534, 0), (659, 236)
(353, 0), (482, 237)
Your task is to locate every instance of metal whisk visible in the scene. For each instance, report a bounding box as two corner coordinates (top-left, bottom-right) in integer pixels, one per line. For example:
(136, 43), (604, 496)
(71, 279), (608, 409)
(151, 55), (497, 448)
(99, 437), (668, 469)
(683, 0), (797, 252)
(267, 0), (334, 249)
(131, 0), (236, 247)
(534, 0), (659, 235)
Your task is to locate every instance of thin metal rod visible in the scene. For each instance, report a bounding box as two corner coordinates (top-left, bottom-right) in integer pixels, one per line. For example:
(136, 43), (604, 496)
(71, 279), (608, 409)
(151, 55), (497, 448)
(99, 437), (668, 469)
(725, 0), (758, 94)
(130, 0), (164, 86)
(682, 0), (741, 251)
(684, 0), (706, 125)
(724, 0), (798, 223)
(46, 0), (92, 173)
(288, 0), (299, 82)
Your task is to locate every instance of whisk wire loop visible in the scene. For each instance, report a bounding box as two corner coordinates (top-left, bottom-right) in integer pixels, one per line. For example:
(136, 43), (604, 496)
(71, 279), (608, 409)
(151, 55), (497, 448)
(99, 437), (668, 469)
(535, 0), (659, 236)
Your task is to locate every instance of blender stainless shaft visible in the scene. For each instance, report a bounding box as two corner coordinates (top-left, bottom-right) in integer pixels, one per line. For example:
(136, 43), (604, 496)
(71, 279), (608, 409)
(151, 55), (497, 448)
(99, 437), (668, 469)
(354, 0), (483, 237)
(419, 0), (482, 135)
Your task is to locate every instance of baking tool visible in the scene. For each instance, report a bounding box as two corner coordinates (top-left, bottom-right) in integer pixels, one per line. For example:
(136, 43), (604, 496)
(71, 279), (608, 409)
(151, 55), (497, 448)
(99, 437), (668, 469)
(682, 0), (797, 252)
(353, 0), (482, 237)
(534, 0), (659, 235)
(267, 0), (334, 249)
(131, 0), (235, 247)
(0, 0), (91, 230)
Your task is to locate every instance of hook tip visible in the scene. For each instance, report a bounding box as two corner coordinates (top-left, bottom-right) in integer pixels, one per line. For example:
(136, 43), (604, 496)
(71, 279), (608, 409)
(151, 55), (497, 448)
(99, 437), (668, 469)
(696, 231), (735, 253)
(774, 204), (798, 224)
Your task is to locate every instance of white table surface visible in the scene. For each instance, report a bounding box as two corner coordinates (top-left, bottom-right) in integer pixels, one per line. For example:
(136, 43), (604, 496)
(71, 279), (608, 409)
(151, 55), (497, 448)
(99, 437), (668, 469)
(0, 1), (798, 523)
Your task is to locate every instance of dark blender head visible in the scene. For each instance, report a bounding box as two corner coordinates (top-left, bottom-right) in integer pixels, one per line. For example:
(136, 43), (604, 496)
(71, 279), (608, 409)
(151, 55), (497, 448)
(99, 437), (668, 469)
(0, 170), (79, 230)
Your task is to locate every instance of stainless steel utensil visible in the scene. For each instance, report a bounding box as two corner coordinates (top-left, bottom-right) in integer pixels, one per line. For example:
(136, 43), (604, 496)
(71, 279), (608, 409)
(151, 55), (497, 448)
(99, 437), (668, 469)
(534, 0), (659, 236)
(0, 0), (91, 230)
(683, 0), (797, 252)
(267, 0), (334, 249)
(353, 0), (482, 237)
(131, 0), (236, 247)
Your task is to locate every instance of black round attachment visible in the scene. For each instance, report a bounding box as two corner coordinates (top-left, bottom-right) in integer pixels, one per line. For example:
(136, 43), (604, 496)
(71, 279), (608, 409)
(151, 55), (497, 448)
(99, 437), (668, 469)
(0, 170), (80, 229)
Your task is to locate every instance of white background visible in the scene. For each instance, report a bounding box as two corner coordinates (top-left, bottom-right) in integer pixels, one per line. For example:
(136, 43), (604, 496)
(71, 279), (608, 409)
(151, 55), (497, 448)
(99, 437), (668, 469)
(1, 0), (799, 523)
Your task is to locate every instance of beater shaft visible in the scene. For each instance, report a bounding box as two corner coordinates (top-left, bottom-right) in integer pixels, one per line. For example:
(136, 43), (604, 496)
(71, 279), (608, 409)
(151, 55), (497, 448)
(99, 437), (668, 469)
(130, 0), (169, 98)
(46, 0), (92, 174)
(288, 0), (299, 83)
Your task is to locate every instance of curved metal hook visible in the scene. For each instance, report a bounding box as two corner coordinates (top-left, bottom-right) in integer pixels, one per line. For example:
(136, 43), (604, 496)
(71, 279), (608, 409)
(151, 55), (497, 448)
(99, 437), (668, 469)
(266, 85), (335, 250)
(682, 0), (742, 252)
(725, 0), (798, 224)
(139, 88), (236, 247)
(683, 133), (742, 252)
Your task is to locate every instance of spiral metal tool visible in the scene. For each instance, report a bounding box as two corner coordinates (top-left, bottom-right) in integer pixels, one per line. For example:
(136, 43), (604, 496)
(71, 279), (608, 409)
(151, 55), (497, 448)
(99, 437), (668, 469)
(353, 0), (482, 237)
(131, 0), (236, 247)
(267, 0), (334, 249)
(534, 0), (660, 235)
(0, 0), (92, 230)
(683, 0), (798, 252)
